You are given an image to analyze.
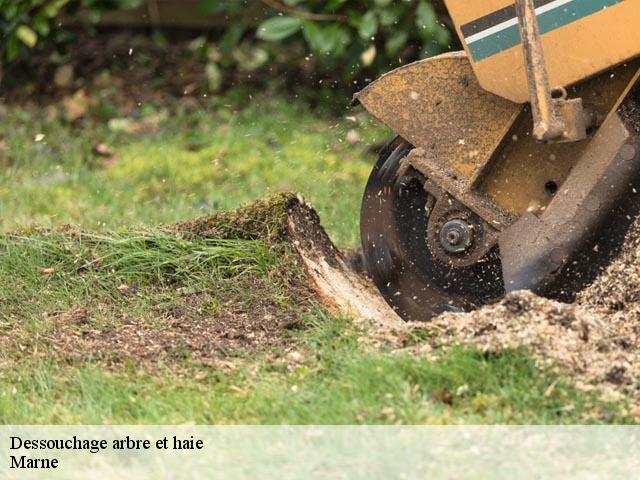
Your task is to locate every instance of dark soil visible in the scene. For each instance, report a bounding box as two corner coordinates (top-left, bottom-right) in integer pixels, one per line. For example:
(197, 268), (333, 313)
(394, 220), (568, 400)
(45, 279), (310, 368)
(3, 31), (219, 109)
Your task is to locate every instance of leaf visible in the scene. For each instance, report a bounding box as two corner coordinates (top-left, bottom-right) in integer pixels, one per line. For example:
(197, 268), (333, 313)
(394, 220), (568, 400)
(15, 26), (38, 48)
(358, 11), (378, 40)
(42, 0), (71, 18)
(420, 39), (445, 59)
(93, 143), (115, 158)
(62, 89), (90, 122)
(303, 21), (349, 54)
(416, 1), (438, 34)
(232, 46), (269, 71)
(302, 21), (327, 53)
(256, 16), (302, 41)
(3, 4), (18, 20)
(53, 64), (74, 88)
(434, 25), (452, 46)
(32, 16), (51, 36)
(6, 36), (20, 62)
(385, 30), (408, 56)
(220, 21), (247, 53)
(360, 45), (377, 67)
(205, 62), (222, 92)
(378, 5), (403, 27)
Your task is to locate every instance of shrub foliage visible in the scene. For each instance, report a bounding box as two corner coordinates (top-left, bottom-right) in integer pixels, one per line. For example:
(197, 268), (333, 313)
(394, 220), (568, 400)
(0, 1), (144, 64)
(1, 0), (452, 83)
(204, 0), (452, 79)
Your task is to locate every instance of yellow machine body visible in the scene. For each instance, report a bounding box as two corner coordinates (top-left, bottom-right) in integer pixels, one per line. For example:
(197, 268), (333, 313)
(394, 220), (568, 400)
(443, 0), (640, 103)
(356, 0), (640, 321)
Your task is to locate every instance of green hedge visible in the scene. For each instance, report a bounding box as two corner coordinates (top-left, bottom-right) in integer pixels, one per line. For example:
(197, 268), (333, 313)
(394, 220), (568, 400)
(0, 0), (144, 63)
(1, 0), (452, 85)
(206, 0), (451, 79)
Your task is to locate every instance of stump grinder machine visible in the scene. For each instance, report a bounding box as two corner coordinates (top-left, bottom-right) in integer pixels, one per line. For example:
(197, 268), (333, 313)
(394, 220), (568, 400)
(357, 0), (640, 321)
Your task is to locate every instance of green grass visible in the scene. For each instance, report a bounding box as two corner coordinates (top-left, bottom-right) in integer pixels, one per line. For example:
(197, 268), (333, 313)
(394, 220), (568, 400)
(2, 229), (278, 293)
(0, 90), (631, 424)
(0, 227), (282, 331)
(0, 213), (630, 424)
(0, 92), (387, 246)
(0, 316), (629, 424)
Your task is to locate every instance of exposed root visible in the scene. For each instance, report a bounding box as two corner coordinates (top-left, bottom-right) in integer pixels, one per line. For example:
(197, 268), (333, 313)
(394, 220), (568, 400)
(285, 196), (405, 330)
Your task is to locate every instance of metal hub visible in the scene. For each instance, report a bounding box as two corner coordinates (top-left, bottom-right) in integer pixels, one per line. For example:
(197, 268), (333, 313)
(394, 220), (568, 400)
(426, 193), (498, 268)
(440, 219), (473, 253)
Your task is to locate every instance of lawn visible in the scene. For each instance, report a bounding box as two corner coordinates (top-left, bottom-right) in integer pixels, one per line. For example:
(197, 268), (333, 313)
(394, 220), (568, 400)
(0, 90), (631, 424)
(0, 89), (385, 246)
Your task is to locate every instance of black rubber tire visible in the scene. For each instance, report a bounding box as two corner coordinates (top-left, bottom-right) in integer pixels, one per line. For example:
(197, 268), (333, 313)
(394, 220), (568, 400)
(360, 138), (504, 321)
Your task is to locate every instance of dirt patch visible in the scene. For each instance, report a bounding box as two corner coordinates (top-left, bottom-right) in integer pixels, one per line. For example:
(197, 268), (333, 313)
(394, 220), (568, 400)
(2, 193), (398, 369)
(44, 281), (308, 368)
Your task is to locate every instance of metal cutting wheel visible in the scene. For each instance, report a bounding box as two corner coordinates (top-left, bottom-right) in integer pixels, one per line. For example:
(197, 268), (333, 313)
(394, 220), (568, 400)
(360, 138), (504, 320)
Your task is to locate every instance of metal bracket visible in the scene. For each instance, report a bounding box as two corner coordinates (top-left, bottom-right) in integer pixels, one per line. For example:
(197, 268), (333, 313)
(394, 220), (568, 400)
(515, 0), (590, 143)
(500, 114), (639, 293)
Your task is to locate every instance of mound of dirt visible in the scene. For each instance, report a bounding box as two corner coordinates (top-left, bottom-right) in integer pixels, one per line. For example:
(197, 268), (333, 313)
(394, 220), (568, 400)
(402, 216), (640, 405)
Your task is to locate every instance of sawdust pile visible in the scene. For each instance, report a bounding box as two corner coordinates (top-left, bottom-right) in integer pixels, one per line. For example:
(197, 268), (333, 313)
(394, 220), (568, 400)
(411, 218), (640, 401)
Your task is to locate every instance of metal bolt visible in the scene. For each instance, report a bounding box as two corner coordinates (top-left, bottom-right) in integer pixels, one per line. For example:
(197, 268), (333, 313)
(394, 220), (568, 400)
(620, 144), (636, 161)
(440, 219), (473, 254)
(447, 230), (461, 244)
